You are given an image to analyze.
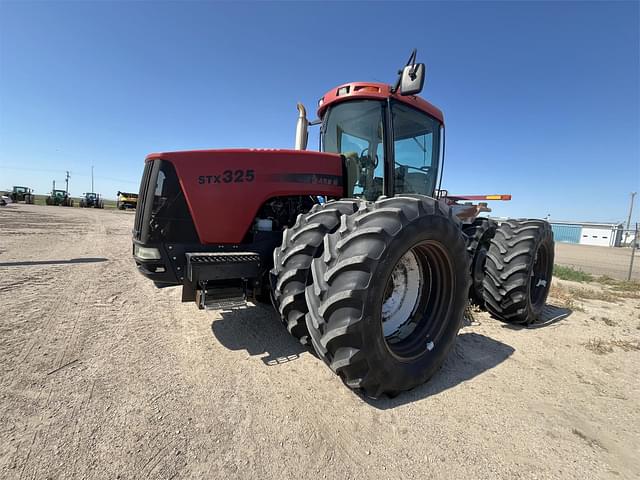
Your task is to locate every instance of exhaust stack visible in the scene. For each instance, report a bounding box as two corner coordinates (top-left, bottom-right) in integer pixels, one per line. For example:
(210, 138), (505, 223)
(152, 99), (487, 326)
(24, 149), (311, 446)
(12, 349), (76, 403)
(294, 103), (308, 150)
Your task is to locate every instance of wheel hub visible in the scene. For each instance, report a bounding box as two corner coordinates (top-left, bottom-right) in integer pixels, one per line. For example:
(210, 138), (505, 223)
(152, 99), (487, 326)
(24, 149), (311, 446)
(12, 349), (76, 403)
(382, 250), (423, 340)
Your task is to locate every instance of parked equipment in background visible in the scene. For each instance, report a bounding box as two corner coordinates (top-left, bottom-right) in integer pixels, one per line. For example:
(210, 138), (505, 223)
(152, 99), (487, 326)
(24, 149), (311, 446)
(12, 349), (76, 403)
(131, 50), (555, 397)
(116, 191), (138, 210)
(79, 192), (104, 209)
(46, 181), (73, 207)
(9, 186), (35, 204)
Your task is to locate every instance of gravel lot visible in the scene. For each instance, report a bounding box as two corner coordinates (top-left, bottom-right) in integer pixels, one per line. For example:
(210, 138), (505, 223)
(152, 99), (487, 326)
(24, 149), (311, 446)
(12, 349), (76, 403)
(1, 204), (638, 479)
(555, 243), (639, 280)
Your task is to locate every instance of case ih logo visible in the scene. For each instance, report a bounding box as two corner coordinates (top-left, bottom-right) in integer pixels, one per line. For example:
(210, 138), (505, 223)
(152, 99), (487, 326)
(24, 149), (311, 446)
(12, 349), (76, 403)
(270, 173), (342, 186)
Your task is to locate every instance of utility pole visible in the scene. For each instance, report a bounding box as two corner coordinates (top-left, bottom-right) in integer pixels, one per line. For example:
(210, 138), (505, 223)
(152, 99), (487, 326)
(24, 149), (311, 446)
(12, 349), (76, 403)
(625, 192), (637, 245)
(628, 222), (638, 281)
(91, 165), (94, 193)
(65, 171), (70, 195)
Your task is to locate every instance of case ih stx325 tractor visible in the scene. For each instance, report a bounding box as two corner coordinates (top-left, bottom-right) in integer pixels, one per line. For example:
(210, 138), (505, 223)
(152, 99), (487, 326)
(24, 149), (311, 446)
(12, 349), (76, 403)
(133, 52), (554, 397)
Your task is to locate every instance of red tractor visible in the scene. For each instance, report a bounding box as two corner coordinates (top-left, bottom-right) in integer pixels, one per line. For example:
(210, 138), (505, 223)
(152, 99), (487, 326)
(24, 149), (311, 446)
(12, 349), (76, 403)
(132, 51), (554, 397)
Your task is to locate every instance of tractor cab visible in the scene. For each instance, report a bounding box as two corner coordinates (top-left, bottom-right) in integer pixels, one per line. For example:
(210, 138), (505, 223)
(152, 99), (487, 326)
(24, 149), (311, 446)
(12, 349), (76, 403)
(296, 52), (443, 202)
(319, 89), (442, 201)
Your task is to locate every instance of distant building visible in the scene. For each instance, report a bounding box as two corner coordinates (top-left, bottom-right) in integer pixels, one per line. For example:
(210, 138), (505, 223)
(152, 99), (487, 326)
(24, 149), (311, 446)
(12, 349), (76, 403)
(549, 221), (624, 247)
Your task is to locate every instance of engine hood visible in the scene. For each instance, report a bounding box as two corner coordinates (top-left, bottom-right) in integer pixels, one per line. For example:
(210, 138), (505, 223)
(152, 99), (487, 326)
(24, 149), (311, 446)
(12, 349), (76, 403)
(144, 149), (344, 244)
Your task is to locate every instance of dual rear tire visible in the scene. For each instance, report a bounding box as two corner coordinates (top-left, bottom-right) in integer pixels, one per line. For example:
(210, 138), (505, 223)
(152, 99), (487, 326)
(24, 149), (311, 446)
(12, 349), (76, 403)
(463, 218), (497, 307)
(482, 219), (554, 324)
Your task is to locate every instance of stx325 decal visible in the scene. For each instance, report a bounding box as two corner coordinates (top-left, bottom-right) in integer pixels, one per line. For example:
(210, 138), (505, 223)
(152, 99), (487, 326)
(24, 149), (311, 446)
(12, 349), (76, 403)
(198, 170), (255, 184)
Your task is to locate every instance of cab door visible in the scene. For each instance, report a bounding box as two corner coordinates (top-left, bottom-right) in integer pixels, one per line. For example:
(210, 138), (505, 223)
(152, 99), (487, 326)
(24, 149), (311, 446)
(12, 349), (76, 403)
(390, 101), (442, 197)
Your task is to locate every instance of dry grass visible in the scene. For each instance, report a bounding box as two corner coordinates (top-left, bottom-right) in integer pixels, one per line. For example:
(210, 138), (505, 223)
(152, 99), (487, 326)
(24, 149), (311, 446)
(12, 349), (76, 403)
(595, 276), (640, 299)
(548, 283), (585, 312)
(550, 281), (630, 306)
(591, 316), (617, 327)
(584, 338), (614, 355)
(597, 275), (640, 291)
(584, 338), (640, 355)
(570, 287), (619, 303)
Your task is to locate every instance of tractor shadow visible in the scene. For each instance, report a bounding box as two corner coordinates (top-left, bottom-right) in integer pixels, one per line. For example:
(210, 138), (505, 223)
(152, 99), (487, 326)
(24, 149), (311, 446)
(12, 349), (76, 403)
(364, 332), (515, 410)
(210, 304), (307, 366)
(500, 304), (573, 330)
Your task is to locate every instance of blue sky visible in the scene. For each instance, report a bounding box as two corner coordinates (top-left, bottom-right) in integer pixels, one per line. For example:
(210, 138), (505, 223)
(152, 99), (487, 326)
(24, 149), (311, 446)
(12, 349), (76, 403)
(0, 1), (638, 223)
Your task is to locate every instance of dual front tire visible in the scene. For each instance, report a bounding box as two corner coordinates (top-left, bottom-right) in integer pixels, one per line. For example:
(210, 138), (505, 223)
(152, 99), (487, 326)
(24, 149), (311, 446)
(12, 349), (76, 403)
(273, 196), (470, 397)
(272, 199), (555, 396)
(271, 201), (361, 343)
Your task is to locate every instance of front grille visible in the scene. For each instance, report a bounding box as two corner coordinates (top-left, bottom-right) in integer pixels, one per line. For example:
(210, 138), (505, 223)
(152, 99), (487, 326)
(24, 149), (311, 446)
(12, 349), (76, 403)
(188, 253), (261, 264)
(186, 252), (261, 282)
(133, 161), (153, 240)
(133, 159), (199, 244)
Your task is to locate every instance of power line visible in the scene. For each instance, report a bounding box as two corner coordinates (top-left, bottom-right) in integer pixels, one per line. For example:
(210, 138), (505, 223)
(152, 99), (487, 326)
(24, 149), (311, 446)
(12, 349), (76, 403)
(0, 165), (139, 185)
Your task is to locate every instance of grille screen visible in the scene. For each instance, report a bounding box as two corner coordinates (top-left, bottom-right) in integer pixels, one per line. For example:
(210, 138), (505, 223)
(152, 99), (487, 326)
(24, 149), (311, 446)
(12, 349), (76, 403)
(133, 161), (153, 239)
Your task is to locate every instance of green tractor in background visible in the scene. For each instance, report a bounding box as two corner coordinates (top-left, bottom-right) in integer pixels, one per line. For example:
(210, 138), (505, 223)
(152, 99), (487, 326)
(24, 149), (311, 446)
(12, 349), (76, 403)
(9, 186), (35, 204)
(79, 192), (104, 208)
(46, 189), (73, 207)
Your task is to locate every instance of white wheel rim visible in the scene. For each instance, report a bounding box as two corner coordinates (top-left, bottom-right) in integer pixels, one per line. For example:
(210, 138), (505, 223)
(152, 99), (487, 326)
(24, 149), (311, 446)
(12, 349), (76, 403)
(382, 249), (423, 339)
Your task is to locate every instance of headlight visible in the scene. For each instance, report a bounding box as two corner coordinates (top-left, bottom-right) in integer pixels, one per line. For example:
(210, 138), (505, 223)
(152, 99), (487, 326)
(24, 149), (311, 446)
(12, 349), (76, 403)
(134, 245), (161, 260)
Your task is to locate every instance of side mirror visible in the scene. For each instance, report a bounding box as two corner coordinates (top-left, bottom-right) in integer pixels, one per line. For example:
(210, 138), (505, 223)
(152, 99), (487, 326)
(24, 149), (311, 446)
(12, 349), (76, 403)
(399, 63), (425, 96)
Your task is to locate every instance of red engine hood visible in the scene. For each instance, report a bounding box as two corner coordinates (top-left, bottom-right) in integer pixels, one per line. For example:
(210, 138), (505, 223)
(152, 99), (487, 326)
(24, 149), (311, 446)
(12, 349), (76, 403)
(145, 149), (344, 244)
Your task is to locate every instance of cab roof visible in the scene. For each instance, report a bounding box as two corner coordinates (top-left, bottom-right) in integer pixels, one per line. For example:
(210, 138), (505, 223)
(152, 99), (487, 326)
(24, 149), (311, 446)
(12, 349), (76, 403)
(317, 82), (444, 124)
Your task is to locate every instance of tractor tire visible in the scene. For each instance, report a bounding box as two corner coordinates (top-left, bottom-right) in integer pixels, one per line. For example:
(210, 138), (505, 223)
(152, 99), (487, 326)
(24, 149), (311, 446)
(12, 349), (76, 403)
(462, 218), (497, 307)
(271, 200), (361, 344)
(45, 197), (52, 206)
(482, 219), (554, 325)
(305, 196), (470, 397)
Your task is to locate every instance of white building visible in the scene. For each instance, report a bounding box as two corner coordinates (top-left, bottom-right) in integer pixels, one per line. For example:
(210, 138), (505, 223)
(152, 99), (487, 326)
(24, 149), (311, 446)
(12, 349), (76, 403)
(549, 221), (624, 247)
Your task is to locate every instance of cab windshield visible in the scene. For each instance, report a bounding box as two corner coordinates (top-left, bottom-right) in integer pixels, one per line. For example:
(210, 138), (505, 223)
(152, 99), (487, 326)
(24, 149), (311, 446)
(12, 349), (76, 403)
(321, 100), (385, 200)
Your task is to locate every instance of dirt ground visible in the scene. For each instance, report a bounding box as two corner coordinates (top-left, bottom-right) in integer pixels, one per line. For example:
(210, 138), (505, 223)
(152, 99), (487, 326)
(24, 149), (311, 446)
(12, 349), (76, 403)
(1, 204), (638, 480)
